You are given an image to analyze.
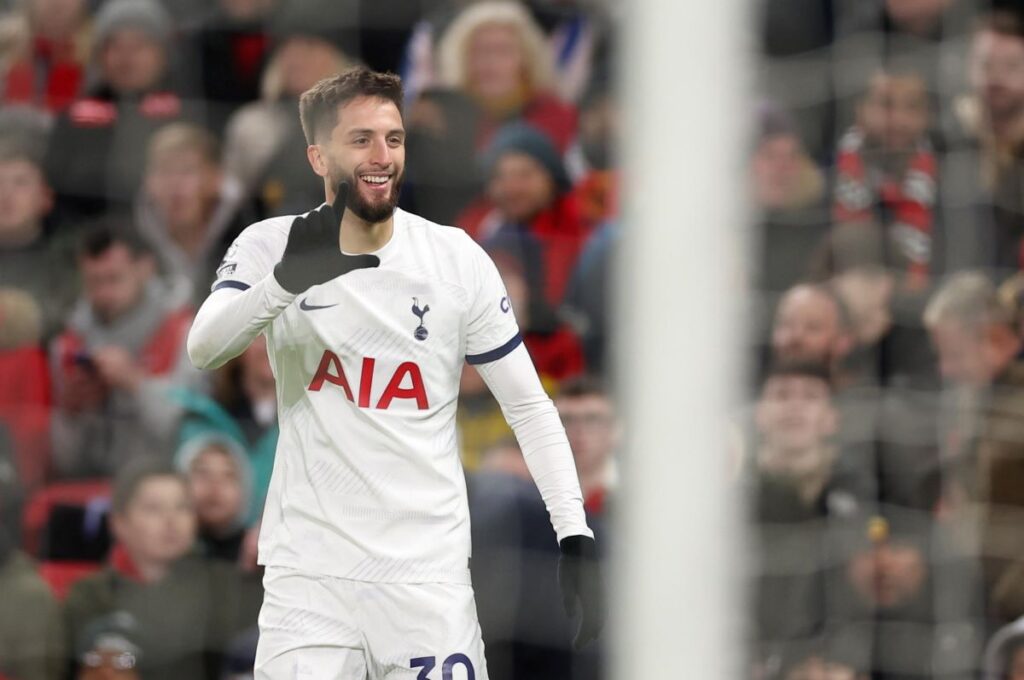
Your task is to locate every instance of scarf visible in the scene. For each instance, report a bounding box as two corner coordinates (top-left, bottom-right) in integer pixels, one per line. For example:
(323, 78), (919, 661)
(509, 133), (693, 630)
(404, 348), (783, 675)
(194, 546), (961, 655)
(833, 127), (937, 289)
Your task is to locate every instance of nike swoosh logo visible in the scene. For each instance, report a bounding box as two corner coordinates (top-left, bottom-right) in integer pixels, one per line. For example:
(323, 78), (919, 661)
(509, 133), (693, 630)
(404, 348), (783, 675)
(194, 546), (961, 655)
(299, 298), (338, 311)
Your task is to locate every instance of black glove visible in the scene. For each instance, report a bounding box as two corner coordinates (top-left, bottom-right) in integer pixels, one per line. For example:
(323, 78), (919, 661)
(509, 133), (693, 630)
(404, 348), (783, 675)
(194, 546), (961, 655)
(272, 182), (380, 294)
(558, 534), (606, 650)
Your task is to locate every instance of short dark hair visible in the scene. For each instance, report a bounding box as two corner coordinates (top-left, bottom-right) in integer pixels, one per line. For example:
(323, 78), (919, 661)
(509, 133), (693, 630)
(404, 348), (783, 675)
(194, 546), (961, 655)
(299, 67), (404, 145)
(112, 457), (185, 514)
(557, 375), (609, 401)
(77, 220), (150, 260)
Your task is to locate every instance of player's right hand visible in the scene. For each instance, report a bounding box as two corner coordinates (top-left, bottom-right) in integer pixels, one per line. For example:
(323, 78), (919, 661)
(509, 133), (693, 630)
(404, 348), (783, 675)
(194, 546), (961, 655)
(272, 182), (380, 294)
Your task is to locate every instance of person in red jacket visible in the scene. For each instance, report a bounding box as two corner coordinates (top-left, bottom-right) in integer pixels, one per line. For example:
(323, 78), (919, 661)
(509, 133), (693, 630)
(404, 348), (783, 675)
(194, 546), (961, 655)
(0, 288), (52, 490)
(489, 248), (584, 383)
(458, 123), (593, 309)
(0, 0), (90, 113)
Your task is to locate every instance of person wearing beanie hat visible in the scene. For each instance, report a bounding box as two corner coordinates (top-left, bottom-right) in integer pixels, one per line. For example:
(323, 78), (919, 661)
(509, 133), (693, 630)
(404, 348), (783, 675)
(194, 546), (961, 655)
(92, 0), (173, 59)
(174, 433), (254, 562)
(44, 0), (193, 227)
(481, 122), (572, 192)
(458, 122), (593, 309)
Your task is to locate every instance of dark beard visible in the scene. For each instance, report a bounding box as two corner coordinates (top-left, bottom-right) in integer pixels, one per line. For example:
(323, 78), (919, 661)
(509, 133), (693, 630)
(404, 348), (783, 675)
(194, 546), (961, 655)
(331, 168), (404, 224)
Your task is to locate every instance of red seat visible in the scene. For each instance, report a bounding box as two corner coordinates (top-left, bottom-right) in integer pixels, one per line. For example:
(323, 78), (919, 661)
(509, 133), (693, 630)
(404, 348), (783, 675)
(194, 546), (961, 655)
(21, 479), (112, 557)
(37, 560), (102, 600)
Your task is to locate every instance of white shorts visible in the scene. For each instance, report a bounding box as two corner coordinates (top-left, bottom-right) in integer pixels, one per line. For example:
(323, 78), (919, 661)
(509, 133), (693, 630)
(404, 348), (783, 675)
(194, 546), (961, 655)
(254, 567), (489, 680)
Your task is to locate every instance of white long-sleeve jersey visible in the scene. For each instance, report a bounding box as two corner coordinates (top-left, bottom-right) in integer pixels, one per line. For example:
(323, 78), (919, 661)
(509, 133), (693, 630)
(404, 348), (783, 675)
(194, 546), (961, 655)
(187, 207), (591, 584)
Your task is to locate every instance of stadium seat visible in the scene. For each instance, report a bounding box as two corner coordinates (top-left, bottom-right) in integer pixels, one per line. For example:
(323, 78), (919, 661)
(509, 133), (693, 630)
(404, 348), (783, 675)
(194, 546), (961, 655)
(37, 560), (102, 601)
(21, 480), (112, 558)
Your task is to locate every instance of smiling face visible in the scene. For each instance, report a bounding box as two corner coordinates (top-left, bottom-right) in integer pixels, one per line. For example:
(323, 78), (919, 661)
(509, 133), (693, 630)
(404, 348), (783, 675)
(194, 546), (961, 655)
(309, 95), (406, 224)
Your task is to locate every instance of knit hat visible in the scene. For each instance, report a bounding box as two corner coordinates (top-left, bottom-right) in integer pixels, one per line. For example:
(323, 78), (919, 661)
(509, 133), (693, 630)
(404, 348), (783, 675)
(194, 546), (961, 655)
(93, 0), (173, 52)
(482, 123), (571, 191)
(76, 611), (143, 664)
(174, 433), (254, 530)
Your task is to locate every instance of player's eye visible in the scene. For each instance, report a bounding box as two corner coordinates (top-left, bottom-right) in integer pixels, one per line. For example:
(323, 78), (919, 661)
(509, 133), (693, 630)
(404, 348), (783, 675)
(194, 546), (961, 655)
(388, 136), (404, 146)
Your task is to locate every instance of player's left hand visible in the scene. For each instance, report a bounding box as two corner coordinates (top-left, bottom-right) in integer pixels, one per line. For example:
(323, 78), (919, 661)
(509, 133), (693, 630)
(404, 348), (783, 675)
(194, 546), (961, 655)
(558, 534), (605, 650)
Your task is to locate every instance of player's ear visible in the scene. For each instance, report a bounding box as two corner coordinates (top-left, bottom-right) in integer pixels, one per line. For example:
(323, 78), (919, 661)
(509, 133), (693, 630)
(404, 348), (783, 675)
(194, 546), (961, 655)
(307, 144), (329, 179)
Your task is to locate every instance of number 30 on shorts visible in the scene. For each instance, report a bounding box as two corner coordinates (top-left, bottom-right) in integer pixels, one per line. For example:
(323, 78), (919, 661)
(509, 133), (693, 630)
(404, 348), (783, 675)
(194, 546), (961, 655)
(410, 654), (475, 679)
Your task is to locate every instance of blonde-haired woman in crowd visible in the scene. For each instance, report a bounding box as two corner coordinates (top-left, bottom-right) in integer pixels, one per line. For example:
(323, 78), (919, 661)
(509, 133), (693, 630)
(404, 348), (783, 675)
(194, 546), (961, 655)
(435, 1), (577, 152)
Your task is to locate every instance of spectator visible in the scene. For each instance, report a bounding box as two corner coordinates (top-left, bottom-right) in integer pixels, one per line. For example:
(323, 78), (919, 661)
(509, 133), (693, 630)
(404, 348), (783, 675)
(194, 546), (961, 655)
(753, 102), (828, 328)
(401, 0), (608, 108)
(813, 222), (938, 388)
(436, 1), (577, 153)
(170, 335), (277, 521)
(555, 375), (616, 516)
(750, 361), (868, 658)
(0, 123), (78, 340)
(50, 226), (196, 479)
(826, 510), (981, 680)
(136, 122), (252, 301)
(0, 289), (52, 490)
(43, 0), (192, 225)
(944, 11), (1024, 276)
(0, 0), (90, 113)
(180, 0), (279, 133)
(958, 11), (1024, 191)
(923, 272), (1024, 592)
(833, 67), (936, 290)
(460, 123), (593, 308)
(175, 435), (252, 563)
(0, 501), (64, 680)
(490, 247), (585, 382)
(221, 21), (353, 218)
(752, 361), (863, 517)
(73, 612), (142, 680)
(63, 458), (259, 680)
(833, 0), (974, 129)
(770, 283), (856, 384)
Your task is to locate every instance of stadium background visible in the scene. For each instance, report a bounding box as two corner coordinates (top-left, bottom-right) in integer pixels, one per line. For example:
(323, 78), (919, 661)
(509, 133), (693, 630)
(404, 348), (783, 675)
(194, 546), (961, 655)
(2, 0), (1024, 679)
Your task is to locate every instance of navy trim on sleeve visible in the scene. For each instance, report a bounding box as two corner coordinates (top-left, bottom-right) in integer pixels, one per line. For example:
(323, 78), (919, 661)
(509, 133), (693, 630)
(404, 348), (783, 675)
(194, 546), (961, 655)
(466, 333), (523, 365)
(213, 280), (251, 292)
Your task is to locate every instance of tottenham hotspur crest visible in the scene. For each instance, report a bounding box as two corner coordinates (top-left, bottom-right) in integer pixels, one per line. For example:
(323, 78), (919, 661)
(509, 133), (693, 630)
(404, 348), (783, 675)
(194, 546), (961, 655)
(411, 297), (430, 341)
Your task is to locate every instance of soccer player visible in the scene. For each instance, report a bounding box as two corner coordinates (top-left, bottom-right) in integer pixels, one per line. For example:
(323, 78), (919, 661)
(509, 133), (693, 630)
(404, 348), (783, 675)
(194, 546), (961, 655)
(186, 68), (604, 678)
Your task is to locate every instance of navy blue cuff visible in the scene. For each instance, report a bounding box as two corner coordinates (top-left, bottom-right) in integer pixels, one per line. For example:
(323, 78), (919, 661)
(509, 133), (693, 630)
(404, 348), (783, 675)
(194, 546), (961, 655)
(213, 280), (251, 292)
(466, 333), (523, 365)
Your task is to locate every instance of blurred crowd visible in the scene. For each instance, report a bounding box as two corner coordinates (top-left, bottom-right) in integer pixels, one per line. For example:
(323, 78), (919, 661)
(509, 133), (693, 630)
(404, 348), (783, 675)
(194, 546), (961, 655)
(746, 1), (1024, 679)
(0, 0), (618, 678)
